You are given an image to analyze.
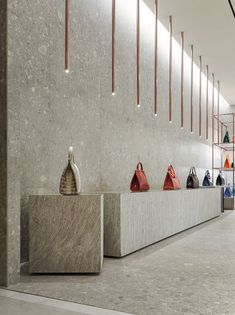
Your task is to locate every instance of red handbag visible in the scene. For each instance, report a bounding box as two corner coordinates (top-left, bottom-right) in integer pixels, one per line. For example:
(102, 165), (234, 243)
(130, 162), (150, 192)
(163, 165), (181, 190)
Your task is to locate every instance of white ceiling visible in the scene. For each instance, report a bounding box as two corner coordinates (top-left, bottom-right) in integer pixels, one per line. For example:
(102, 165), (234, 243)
(145, 0), (235, 105)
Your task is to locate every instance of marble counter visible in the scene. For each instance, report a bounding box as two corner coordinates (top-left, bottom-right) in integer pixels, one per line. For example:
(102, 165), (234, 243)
(104, 188), (222, 257)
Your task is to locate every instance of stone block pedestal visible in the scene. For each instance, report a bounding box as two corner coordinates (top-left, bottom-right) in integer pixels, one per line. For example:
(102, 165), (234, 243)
(29, 194), (103, 274)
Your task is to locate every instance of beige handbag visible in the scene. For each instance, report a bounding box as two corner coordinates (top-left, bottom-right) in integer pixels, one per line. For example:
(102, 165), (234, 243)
(59, 147), (81, 195)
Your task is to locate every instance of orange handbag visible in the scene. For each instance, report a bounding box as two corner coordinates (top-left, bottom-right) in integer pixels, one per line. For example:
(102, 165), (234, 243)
(130, 162), (150, 192)
(163, 165), (181, 190)
(224, 156), (231, 168)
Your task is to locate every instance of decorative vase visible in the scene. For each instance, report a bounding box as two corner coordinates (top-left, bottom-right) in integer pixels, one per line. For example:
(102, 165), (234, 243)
(59, 146), (81, 195)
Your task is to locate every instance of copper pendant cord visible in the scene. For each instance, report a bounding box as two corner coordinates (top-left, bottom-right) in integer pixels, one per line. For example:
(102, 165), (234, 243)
(136, 0), (140, 107)
(217, 80), (220, 143)
(199, 56), (202, 137)
(112, 0), (116, 95)
(220, 123), (224, 143)
(212, 73), (215, 143)
(65, 0), (70, 73)
(180, 32), (184, 128)
(190, 45), (194, 133)
(169, 16), (172, 122)
(206, 65), (209, 140)
(154, 0), (158, 116)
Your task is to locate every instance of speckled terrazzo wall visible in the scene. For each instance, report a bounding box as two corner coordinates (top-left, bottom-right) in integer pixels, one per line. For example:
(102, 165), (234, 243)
(0, 0), (21, 286)
(0, 0), (8, 286)
(3, 0), (230, 271)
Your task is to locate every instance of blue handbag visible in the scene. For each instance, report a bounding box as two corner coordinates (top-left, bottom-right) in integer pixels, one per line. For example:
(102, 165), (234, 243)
(224, 185), (232, 197)
(202, 170), (213, 187)
(233, 185), (235, 196)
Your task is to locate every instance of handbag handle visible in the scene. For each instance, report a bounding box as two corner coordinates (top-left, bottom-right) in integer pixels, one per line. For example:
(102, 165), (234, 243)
(136, 162), (143, 171)
(189, 166), (197, 176)
(168, 165), (176, 178)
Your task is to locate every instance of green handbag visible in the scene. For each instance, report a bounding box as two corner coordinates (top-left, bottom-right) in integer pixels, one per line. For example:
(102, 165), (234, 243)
(223, 131), (230, 143)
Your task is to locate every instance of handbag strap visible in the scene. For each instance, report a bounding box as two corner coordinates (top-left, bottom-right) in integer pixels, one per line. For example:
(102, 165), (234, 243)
(136, 162), (143, 171)
(190, 167), (196, 176)
(168, 165), (176, 178)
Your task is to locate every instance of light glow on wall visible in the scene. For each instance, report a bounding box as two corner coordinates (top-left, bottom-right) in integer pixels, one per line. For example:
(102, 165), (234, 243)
(110, 0), (230, 128)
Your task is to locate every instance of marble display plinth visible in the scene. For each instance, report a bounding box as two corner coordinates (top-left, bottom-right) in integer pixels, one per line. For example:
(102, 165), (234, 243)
(224, 197), (234, 210)
(104, 188), (222, 257)
(29, 195), (103, 273)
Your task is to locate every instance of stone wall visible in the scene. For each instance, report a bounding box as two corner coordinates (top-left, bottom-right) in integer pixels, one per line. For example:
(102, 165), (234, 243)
(3, 0), (231, 273)
(0, 0), (8, 286)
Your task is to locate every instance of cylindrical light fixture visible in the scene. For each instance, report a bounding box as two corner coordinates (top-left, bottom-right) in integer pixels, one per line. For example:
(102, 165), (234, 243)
(199, 56), (202, 137)
(212, 73), (215, 143)
(217, 80), (220, 143)
(190, 45), (194, 133)
(112, 0), (116, 95)
(136, 0), (140, 107)
(65, 0), (70, 73)
(206, 65), (209, 140)
(169, 16), (172, 122)
(180, 32), (184, 128)
(154, 0), (158, 116)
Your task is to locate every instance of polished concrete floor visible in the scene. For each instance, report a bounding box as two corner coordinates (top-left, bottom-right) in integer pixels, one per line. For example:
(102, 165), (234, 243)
(8, 211), (235, 315)
(0, 289), (130, 315)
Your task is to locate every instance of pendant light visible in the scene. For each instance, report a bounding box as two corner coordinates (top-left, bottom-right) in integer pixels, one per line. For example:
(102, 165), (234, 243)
(199, 56), (202, 137)
(137, 0), (140, 107)
(112, 0), (116, 95)
(154, 0), (158, 116)
(169, 16), (172, 122)
(217, 80), (220, 143)
(212, 73), (215, 143)
(190, 45), (194, 133)
(206, 65), (209, 140)
(180, 32), (184, 128)
(65, 0), (70, 73)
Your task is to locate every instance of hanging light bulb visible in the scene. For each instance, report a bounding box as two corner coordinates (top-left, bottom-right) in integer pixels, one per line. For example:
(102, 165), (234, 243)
(112, 0), (116, 95)
(154, 0), (158, 116)
(65, 0), (70, 73)
(199, 56), (202, 137)
(190, 45), (194, 133)
(168, 16), (172, 122)
(217, 80), (220, 143)
(180, 32), (184, 128)
(206, 65), (209, 140)
(136, 0), (140, 107)
(212, 73), (215, 143)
